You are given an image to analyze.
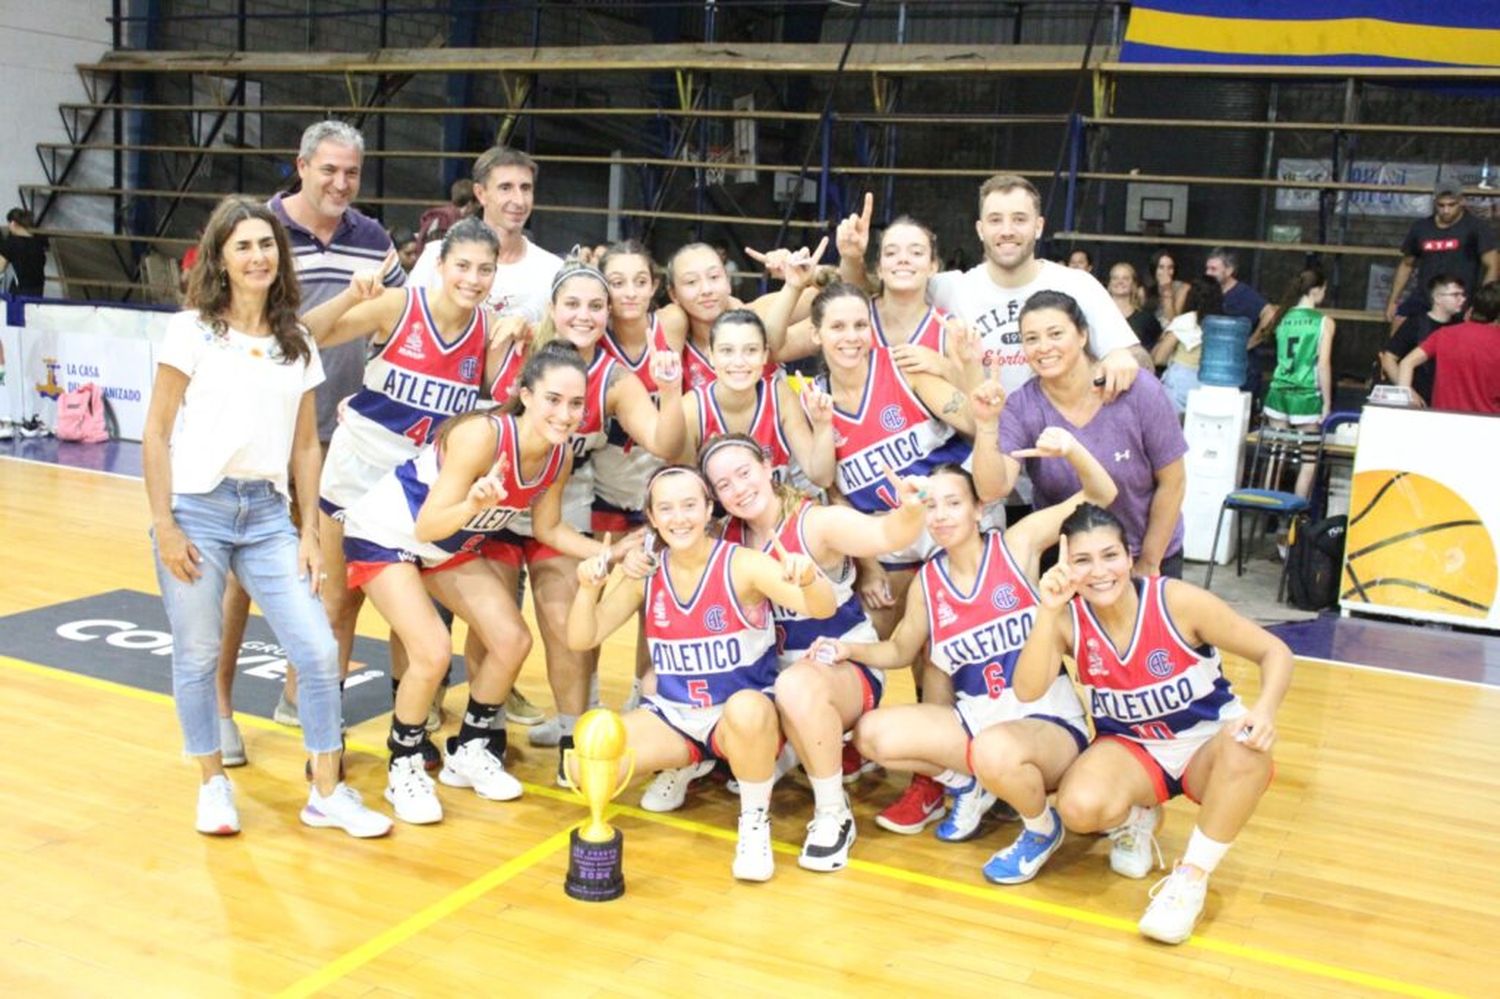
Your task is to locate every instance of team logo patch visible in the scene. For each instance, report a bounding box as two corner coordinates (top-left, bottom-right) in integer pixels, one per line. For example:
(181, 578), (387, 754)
(1084, 637), (1107, 677)
(1145, 649), (1173, 678)
(398, 328), (426, 361)
(703, 605), (729, 633)
(460, 357), (479, 381)
(934, 591), (958, 628)
(652, 590), (669, 628)
(991, 584), (1018, 611)
(879, 404), (907, 432)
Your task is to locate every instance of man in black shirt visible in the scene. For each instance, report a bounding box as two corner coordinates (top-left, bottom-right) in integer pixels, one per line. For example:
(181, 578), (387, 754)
(1380, 274), (1465, 405)
(0, 209), (47, 298)
(1385, 179), (1498, 327)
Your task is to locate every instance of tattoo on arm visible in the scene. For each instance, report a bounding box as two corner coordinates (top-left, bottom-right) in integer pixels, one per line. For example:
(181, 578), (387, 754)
(942, 390), (964, 415)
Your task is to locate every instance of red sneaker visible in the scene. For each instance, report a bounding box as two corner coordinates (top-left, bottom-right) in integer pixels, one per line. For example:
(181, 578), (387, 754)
(841, 742), (880, 785)
(874, 774), (946, 834)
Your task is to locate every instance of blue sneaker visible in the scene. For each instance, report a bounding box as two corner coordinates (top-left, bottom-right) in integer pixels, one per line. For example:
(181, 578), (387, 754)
(982, 807), (1065, 884)
(934, 779), (996, 843)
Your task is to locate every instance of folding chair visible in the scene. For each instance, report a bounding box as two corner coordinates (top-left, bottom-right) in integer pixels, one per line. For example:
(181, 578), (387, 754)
(1203, 423), (1327, 600)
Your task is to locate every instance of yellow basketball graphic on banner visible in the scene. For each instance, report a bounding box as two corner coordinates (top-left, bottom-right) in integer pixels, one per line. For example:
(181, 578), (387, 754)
(1343, 470), (1498, 619)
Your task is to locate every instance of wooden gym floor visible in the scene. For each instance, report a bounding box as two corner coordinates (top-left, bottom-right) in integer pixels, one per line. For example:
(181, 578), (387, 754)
(1, 455), (1496, 998)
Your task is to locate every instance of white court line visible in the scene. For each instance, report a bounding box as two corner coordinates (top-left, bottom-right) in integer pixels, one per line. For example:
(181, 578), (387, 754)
(1295, 653), (1499, 691)
(0, 451), (143, 482)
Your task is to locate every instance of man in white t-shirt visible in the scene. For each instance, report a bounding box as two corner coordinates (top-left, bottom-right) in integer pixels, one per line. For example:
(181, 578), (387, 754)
(929, 173), (1149, 401)
(406, 145), (562, 322)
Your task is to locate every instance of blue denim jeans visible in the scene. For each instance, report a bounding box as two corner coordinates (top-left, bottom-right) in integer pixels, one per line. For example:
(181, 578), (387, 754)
(153, 478), (342, 755)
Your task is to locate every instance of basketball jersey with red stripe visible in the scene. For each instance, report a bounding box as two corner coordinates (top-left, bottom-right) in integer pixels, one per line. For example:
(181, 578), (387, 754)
(872, 302), (949, 354)
(1069, 577), (1241, 743)
(824, 346), (971, 514)
(593, 314), (670, 509)
(923, 531), (1044, 702)
(484, 340), (526, 407)
(723, 500), (875, 667)
(342, 288), (487, 466)
(346, 413), (566, 563)
(644, 540), (779, 706)
(693, 377), (793, 477)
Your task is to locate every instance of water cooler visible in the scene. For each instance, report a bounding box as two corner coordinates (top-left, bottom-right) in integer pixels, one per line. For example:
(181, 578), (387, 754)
(1181, 385), (1252, 564)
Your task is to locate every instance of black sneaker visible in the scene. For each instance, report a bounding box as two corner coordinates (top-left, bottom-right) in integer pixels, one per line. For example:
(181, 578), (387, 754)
(18, 416), (49, 438)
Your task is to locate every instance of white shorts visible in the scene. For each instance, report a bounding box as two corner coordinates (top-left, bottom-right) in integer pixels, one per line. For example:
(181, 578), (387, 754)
(1111, 698), (1247, 784)
(319, 428), (408, 518)
(641, 695), (727, 762)
(954, 673), (1089, 751)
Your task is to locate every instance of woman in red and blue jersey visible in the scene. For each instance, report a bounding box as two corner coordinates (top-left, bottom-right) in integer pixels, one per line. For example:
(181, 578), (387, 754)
(1016, 503), (1292, 945)
(567, 464), (838, 883)
(341, 342), (622, 827)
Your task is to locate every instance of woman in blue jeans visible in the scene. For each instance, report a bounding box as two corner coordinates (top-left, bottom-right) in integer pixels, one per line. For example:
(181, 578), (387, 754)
(142, 196), (390, 838)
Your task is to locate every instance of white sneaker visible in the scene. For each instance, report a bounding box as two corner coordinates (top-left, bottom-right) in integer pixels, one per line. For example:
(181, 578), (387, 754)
(0, 421), (12, 441)
(426, 682), (448, 733)
(798, 802), (856, 873)
(1108, 805), (1164, 879)
(732, 807), (775, 882)
(302, 783), (393, 838)
(219, 717), (247, 767)
(1139, 864), (1209, 945)
(385, 754), (443, 824)
(272, 689), (301, 728)
(640, 759), (715, 813)
(527, 715), (562, 748)
(439, 737), (523, 801)
(195, 775), (240, 835)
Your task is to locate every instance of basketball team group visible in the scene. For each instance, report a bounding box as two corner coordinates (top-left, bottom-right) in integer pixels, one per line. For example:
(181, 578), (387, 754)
(143, 120), (1295, 947)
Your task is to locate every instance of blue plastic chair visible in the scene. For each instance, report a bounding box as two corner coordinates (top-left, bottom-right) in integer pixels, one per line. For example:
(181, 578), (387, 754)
(1203, 424), (1321, 600)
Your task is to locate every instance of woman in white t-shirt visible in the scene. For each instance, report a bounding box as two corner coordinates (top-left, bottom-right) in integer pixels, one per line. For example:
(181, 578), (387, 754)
(142, 197), (391, 840)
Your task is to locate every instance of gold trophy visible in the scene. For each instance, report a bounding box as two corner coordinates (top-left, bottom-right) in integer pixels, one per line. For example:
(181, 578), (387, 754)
(562, 708), (635, 901)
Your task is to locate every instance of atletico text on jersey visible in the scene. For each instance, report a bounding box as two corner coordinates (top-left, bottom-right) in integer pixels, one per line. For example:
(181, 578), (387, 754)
(1068, 577), (1244, 747)
(922, 531), (1086, 738)
(825, 347), (971, 515)
(644, 540), (780, 707)
(593, 314), (671, 510)
(693, 377), (794, 480)
(723, 500), (877, 668)
(340, 413), (567, 579)
(871, 302), (950, 354)
(341, 287), (489, 468)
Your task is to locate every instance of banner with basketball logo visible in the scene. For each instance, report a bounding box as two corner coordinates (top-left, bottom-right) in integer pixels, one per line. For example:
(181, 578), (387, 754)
(1341, 405), (1500, 631)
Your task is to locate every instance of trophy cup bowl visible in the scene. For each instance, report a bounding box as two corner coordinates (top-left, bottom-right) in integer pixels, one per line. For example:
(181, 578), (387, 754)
(562, 708), (635, 901)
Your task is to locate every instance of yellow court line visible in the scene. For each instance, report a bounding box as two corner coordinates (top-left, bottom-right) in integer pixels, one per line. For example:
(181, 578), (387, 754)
(275, 826), (574, 999)
(0, 654), (1463, 999)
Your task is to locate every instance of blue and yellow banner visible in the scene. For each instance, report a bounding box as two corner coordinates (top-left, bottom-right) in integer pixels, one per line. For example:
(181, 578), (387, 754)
(1121, 2), (1500, 68)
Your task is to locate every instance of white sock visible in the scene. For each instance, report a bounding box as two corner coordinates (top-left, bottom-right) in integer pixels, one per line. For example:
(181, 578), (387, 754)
(558, 713), (578, 738)
(933, 769), (970, 791)
(1182, 826), (1231, 875)
(737, 777), (773, 813)
(809, 773), (845, 813)
(1021, 805), (1056, 837)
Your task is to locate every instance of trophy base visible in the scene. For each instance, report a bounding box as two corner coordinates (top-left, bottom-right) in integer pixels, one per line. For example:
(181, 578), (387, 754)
(564, 827), (625, 902)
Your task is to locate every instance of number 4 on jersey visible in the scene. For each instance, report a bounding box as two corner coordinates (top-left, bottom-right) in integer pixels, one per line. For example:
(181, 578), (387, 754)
(403, 415), (434, 448)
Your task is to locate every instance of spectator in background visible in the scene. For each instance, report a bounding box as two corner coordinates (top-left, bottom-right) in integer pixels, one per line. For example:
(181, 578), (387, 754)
(715, 241), (744, 295)
(1148, 248), (1189, 327)
(415, 177), (475, 252)
(1398, 280), (1500, 415)
(1107, 261), (1162, 353)
(1205, 247), (1275, 400)
(178, 244), (200, 299)
(0, 208), (48, 298)
(1152, 277), (1223, 416)
(1262, 267), (1336, 502)
(975, 290), (1188, 579)
(390, 227), (419, 274)
(1067, 247), (1093, 274)
(408, 146), (561, 323)
(1379, 274), (1464, 405)
(1385, 179), (1498, 328)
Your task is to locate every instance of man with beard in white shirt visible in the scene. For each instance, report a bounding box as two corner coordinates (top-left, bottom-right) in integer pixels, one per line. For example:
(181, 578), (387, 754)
(407, 145), (563, 325)
(929, 174), (1149, 402)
